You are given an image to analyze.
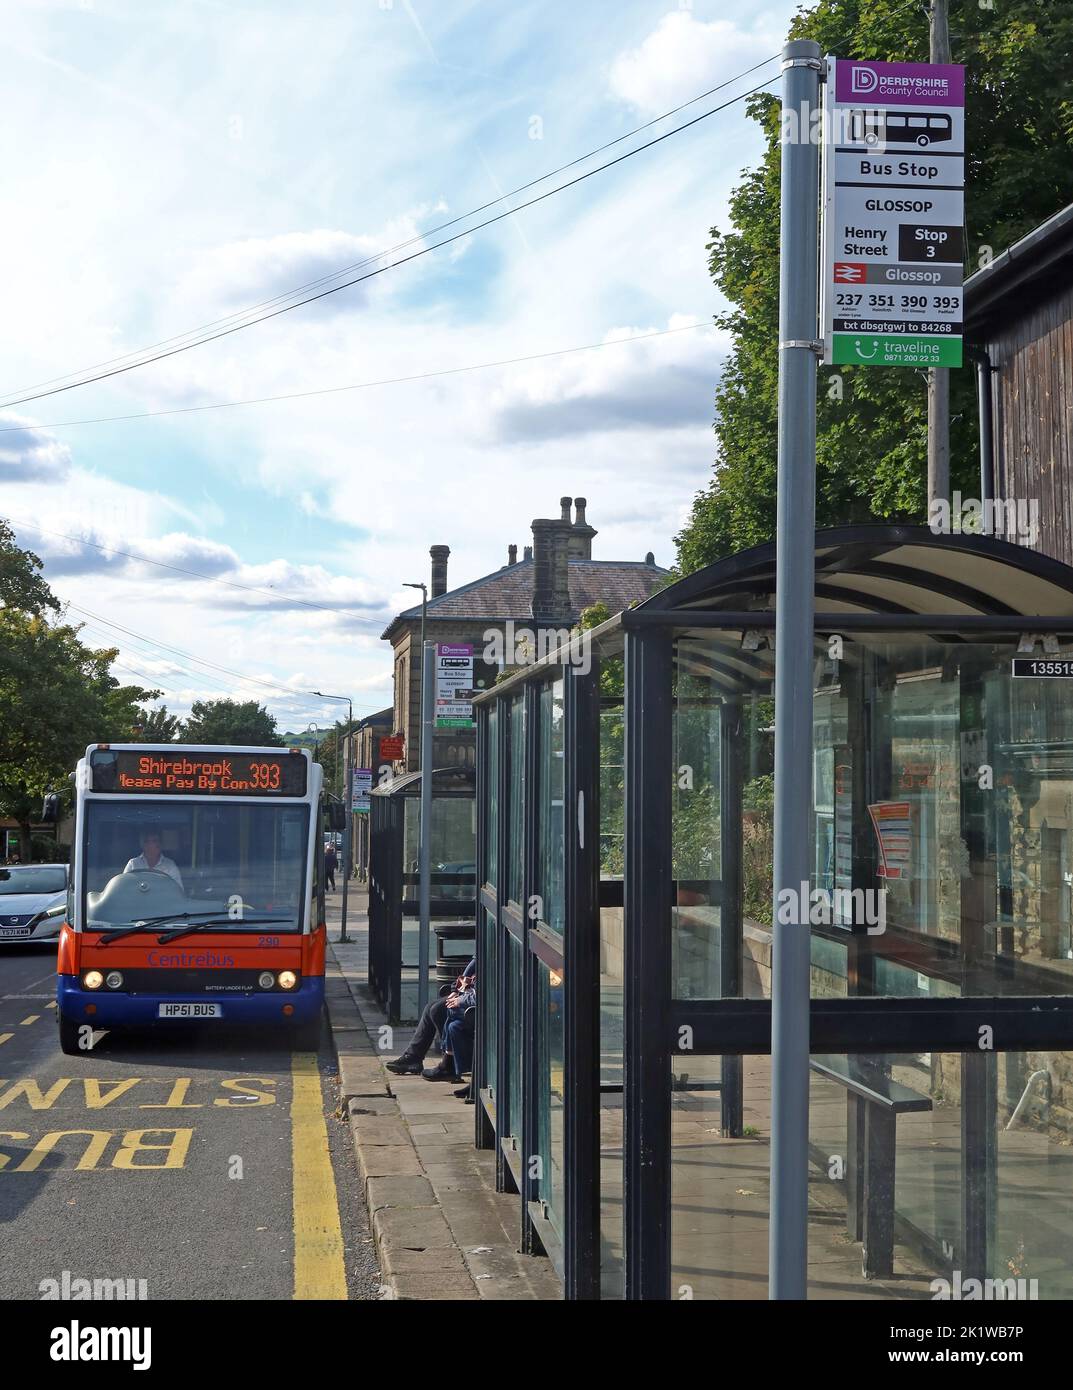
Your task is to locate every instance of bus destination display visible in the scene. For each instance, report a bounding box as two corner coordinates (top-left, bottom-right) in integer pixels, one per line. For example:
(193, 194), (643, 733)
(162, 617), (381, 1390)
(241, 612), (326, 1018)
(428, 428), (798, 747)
(92, 750), (308, 796)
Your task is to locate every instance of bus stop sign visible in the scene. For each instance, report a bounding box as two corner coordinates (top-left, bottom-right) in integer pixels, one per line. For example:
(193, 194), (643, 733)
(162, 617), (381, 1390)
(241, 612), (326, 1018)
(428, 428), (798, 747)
(822, 58), (965, 369)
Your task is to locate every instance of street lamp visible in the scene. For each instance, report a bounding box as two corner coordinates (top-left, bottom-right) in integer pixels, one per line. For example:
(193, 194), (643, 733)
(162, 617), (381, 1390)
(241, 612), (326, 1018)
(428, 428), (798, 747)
(313, 691), (353, 944)
(403, 581), (428, 771)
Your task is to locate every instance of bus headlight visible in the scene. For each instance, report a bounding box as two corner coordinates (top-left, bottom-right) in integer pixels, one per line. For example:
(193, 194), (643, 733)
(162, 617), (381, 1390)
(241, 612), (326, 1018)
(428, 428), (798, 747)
(105, 971), (124, 990)
(83, 970), (104, 990)
(278, 970), (298, 991)
(258, 971), (276, 990)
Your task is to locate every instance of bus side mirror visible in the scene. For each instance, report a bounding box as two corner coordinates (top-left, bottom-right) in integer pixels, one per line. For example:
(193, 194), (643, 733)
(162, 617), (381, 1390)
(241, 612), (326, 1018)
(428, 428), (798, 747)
(41, 793), (60, 824)
(327, 803), (347, 832)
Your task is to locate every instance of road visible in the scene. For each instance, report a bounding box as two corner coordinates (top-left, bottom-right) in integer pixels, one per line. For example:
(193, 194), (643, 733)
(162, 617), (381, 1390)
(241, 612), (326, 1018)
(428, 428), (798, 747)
(0, 946), (379, 1301)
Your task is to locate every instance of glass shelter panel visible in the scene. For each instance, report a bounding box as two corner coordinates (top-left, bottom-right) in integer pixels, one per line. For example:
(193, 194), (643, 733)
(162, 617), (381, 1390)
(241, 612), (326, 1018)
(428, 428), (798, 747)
(537, 679), (565, 934)
(671, 1050), (1073, 1300)
(673, 634), (1073, 1001)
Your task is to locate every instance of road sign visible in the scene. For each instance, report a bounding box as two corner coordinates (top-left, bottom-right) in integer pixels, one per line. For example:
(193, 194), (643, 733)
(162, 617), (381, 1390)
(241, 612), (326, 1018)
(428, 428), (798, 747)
(379, 734), (404, 761)
(435, 643), (475, 728)
(351, 769), (372, 813)
(822, 58), (965, 368)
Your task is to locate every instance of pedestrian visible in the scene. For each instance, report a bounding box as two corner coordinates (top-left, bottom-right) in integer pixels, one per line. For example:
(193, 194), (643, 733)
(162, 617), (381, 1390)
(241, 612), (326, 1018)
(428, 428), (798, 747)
(324, 842), (337, 892)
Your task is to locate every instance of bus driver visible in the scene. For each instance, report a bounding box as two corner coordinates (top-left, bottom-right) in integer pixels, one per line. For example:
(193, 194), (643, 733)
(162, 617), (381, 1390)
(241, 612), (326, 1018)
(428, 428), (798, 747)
(124, 828), (184, 889)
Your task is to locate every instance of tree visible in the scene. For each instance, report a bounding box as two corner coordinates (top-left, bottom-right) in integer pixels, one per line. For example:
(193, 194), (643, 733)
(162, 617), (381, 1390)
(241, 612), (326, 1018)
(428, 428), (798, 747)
(182, 699), (283, 747)
(676, 0), (1073, 572)
(133, 705), (182, 742)
(0, 612), (156, 857)
(0, 518), (58, 615)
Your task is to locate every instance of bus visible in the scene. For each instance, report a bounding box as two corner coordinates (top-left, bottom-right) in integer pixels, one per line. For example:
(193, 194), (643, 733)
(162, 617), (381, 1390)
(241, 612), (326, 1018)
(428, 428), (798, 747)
(56, 743), (339, 1055)
(849, 108), (954, 147)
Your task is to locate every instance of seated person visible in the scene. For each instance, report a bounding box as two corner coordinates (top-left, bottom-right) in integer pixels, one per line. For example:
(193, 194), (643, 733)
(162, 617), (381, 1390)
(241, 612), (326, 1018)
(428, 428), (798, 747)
(386, 958), (475, 1078)
(123, 828), (184, 889)
(425, 973), (475, 1083)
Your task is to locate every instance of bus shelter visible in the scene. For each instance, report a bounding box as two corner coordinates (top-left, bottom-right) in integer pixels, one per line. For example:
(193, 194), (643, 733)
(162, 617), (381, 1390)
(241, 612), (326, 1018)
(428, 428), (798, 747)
(472, 525), (1073, 1299)
(368, 766), (476, 1022)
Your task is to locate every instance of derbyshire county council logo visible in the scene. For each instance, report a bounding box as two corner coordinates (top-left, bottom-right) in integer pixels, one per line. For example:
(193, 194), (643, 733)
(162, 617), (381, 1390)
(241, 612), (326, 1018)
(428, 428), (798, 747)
(851, 65), (878, 94)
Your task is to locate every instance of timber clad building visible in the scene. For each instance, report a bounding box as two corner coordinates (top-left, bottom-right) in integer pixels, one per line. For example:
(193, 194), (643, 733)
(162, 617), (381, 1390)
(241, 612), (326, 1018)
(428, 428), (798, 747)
(380, 497), (666, 773)
(965, 203), (1073, 561)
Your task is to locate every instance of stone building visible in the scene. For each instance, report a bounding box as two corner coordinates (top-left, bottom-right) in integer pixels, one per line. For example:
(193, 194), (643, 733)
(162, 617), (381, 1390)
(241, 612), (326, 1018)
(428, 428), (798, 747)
(380, 496), (666, 773)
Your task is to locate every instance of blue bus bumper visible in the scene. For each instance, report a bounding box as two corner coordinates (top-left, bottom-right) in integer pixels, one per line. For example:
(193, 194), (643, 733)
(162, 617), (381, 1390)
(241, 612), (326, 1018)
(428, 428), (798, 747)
(56, 974), (324, 1028)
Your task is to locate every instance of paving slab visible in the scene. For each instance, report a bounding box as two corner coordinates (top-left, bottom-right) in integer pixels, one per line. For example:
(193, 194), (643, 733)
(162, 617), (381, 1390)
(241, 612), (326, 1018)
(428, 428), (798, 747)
(365, 1174), (436, 1211)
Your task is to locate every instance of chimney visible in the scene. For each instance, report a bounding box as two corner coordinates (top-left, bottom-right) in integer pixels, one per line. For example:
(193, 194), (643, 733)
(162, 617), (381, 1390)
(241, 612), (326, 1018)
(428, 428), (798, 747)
(508, 544), (518, 566)
(531, 505), (574, 623)
(645, 550), (655, 565)
(568, 495), (597, 559)
(523, 544), (533, 561)
(430, 544), (450, 598)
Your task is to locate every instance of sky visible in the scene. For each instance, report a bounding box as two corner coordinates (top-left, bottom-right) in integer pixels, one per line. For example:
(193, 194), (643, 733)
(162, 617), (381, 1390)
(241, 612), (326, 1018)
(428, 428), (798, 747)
(0, 0), (804, 733)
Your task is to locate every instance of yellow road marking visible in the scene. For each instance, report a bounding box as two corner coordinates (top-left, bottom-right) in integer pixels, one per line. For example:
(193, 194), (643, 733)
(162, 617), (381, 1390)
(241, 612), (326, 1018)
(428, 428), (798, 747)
(20, 1016), (39, 1026)
(0, 1035), (12, 1047)
(47, 1002), (57, 1010)
(290, 1053), (346, 1300)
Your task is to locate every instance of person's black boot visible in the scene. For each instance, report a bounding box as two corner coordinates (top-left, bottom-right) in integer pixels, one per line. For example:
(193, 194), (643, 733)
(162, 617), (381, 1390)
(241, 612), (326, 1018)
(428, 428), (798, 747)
(423, 1060), (459, 1081)
(385, 1053), (423, 1075)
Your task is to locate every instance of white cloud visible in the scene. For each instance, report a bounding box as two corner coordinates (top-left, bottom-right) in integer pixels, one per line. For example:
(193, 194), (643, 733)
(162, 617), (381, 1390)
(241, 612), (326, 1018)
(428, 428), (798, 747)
(0, 414), (72, 483)
(609, 13), (779, 116)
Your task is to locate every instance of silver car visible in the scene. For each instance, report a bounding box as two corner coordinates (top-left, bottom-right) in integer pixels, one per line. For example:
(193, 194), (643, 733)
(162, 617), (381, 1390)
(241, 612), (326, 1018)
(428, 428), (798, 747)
(0, 863), (69, 945)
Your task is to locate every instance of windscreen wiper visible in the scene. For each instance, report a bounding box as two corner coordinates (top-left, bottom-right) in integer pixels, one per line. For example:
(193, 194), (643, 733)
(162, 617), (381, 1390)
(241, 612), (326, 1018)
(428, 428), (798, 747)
(155, 917), (291, 944)
(94, 910), (245, 945)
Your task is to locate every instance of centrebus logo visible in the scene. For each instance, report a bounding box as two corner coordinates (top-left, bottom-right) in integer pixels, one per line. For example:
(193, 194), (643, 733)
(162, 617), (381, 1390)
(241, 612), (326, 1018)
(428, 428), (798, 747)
(851, 66), (878, 94)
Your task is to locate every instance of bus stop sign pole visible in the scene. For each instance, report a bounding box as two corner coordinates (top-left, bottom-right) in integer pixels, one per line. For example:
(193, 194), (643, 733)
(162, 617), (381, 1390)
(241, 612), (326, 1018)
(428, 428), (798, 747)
(769, 37), (821, 1301)
(417, 641), (435, 1018)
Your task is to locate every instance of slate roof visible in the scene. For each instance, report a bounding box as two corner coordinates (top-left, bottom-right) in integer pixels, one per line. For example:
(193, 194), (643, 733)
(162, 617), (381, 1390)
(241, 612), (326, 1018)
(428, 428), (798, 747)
(382, 557), (667, 640)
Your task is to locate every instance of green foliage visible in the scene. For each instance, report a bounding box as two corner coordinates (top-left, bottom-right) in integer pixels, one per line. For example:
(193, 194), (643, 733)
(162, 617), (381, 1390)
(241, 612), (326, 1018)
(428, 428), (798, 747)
(0, 519), (58, 616)
(182, 699), (283, 747)
(677, 0), (1073, 571)
(0, 611), (156, 856)
(133, 705), (182, 742)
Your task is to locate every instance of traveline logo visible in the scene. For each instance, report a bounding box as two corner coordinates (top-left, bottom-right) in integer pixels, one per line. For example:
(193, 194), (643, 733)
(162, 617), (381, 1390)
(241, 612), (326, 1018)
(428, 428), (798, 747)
(49, 1321), (151, 1371)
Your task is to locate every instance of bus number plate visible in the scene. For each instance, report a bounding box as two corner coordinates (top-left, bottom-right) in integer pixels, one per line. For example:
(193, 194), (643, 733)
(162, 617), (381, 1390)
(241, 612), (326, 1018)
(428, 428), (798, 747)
(158, 1002), (222, 1019)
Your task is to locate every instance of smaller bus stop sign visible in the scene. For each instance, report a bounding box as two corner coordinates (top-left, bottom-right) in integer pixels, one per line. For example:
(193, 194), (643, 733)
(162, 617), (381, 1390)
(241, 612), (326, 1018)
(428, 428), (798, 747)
(822, 58), (965, 369)
(379, 734), (404, 762)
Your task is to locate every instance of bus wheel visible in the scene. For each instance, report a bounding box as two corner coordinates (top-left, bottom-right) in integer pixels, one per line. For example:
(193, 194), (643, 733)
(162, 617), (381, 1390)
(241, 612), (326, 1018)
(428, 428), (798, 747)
(291, 1010), (323, 1052)
(58, 1014), (88, 1056)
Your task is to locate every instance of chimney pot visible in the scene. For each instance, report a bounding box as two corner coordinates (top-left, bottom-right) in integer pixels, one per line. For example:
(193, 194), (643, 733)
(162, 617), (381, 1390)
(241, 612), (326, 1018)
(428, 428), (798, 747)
(574, 497), (588, 526)
(429, 544), (450, 598)
(645, 550), (655, 565)
(560, 495), (572, 522)
(523, 544), (533, 561)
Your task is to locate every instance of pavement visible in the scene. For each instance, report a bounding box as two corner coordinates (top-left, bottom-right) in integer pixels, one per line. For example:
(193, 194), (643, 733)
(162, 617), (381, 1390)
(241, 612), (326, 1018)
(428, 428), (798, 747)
(324, 884), (561, 1301)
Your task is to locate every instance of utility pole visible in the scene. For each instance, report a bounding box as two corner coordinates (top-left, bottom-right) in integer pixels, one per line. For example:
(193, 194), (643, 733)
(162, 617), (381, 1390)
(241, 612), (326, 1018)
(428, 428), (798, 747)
(927, 0), (952, 508)
(769, 37), (821, 1301)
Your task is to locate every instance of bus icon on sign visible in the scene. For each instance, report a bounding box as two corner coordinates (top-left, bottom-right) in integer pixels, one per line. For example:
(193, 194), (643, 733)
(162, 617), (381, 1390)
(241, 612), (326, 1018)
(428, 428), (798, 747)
(850, 109), (953, 147)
